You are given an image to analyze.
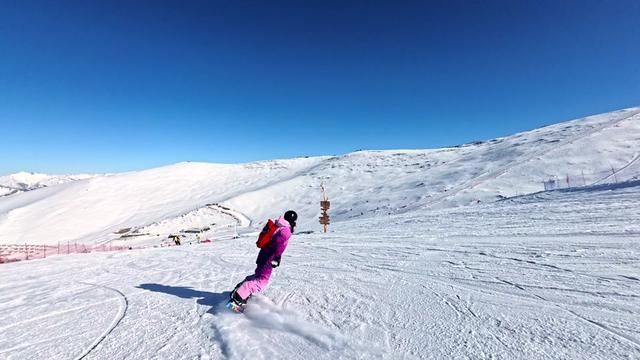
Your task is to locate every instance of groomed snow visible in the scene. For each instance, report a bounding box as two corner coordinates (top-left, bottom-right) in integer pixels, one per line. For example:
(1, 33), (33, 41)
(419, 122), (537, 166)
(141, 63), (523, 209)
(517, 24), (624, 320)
(0, 181), (638, 359)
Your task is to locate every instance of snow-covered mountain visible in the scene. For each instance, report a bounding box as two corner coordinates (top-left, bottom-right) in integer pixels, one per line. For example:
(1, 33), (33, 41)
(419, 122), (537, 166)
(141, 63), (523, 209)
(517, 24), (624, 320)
(0, 172), (96, 197)
(1, 107), (639, 247)
(1, 107), (640, 360)
(1, 170), (639, 359)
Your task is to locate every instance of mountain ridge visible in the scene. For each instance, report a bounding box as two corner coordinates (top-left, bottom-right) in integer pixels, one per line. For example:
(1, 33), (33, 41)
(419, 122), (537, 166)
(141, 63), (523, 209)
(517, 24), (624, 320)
(1, 107), (639, 246)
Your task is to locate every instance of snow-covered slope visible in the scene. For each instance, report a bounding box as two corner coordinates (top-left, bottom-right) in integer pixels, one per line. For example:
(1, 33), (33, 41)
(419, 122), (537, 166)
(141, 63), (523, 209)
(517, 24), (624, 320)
(0, 158), (325, 246)
(1, 107), (639, 246)
(1, 178), (638, 359)
(0, 172), (95, 197)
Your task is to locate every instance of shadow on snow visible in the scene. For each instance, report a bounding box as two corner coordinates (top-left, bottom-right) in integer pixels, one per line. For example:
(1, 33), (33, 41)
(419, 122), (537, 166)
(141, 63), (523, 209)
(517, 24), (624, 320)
(136, 283), (231, 315)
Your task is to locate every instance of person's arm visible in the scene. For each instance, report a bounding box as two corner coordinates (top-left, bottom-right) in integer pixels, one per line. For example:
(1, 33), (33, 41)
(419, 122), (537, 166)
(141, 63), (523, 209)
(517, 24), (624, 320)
(270, 228), (291, 267)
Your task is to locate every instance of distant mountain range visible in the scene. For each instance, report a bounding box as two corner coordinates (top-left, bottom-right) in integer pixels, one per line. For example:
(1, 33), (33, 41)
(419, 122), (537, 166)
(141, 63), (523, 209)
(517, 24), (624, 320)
(0, 172), (96, 197)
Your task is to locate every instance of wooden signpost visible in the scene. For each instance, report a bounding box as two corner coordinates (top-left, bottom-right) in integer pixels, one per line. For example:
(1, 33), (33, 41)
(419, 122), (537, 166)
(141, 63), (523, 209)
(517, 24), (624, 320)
(319, 182), (330, 232)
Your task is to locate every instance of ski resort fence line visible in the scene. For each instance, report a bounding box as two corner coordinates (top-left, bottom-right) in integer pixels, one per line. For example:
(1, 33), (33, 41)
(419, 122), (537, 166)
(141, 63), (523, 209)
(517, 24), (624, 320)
(0, 222), (241, 265)
(0, 242), (136, 264)
(0, 239), (223, 265)
(542, 158), (640, 191)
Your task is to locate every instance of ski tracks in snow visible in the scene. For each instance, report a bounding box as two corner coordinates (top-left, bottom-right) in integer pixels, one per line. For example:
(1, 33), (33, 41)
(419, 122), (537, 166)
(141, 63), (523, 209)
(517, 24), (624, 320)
(423, 240), (640, 358)
(2, 185), (640, 360)
(73, 282), (129, 360)
(492, 275), (640, 351)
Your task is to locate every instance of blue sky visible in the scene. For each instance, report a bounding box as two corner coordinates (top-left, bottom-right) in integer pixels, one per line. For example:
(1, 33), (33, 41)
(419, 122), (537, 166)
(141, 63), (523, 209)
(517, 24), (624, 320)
(1, 0), (639, 175)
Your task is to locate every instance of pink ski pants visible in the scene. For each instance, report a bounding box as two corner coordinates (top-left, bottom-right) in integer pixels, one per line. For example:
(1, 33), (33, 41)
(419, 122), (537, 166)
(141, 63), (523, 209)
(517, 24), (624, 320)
(236, 274), (270, 300)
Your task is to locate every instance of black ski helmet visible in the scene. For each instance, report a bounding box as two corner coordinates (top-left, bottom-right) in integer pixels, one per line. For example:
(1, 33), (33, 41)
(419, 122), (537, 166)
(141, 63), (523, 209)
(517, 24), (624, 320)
(284, 210), (297, 225)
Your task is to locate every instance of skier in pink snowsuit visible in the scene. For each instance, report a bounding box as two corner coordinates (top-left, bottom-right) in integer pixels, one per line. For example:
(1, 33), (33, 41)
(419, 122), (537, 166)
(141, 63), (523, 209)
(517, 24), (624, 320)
(230, 210), (297, 306)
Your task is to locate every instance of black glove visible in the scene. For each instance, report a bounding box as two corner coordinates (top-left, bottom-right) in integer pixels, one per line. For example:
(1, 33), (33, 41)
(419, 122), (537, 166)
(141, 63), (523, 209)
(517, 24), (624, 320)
(271, 256), (281, 268)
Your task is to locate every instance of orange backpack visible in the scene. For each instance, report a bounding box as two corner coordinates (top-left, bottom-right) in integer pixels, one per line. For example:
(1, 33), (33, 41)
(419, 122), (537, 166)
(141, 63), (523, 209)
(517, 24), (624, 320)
(256, 219), (279, 248)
